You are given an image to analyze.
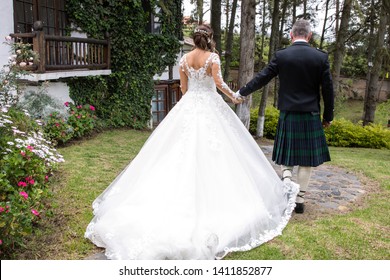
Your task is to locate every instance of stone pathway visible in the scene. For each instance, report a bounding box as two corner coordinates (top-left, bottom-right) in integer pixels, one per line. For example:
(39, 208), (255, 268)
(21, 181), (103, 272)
(261, 145), (365, 213)
(85, 145), (366, 260)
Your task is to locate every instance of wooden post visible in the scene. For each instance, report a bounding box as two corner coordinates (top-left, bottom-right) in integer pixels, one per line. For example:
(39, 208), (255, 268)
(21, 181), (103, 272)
(33, 21), (46, 73)
(104, 32), (111, 69)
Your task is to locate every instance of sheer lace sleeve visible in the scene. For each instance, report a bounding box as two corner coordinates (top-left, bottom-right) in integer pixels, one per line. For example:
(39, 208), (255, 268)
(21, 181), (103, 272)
(210, 53), (235, 101)
(179, 54), (188, 94)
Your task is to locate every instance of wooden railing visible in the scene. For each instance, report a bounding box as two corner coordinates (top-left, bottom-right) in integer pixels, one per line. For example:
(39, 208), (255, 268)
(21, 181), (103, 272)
(10, 30), (110, 73)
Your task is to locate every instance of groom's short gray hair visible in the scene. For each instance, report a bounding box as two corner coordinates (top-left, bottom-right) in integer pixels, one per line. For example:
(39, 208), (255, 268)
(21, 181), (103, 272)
(292, 20), (311, 38)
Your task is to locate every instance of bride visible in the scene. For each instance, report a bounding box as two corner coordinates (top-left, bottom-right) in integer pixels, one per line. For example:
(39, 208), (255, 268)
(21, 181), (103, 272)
(85, 24), (298, 260)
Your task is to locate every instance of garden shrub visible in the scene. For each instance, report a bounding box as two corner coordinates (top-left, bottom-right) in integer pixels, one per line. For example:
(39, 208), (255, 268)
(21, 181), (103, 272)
(325, 118), (390, 149)
(1, 40), (64, 256)
(249, 106), (280, 139)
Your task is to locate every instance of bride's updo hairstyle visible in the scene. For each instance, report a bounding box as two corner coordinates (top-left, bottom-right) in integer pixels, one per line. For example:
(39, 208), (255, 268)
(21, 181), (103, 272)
(193, 24), (216, 52)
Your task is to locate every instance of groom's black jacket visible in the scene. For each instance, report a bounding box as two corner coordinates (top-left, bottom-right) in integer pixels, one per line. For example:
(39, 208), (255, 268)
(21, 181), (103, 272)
(239, 42), (334, 122)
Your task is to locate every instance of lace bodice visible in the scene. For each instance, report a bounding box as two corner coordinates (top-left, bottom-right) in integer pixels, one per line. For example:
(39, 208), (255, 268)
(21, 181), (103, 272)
(179, 52), (234, 95)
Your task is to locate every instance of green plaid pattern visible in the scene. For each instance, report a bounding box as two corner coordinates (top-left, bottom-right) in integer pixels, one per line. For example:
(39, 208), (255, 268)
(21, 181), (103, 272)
(272, 111), (330, 167)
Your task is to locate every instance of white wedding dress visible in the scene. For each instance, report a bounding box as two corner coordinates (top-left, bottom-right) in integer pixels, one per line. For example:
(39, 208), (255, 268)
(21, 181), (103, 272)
(85, 52), (298, 260)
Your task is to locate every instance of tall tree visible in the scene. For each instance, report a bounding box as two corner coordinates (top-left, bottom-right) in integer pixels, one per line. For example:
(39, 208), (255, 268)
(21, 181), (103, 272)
(320, 0), (331, 49)
(190, 0), (204, 24)
(236, 0), (256, 129)
(331, 0), (352, 95)
(223, 0), (238, 81)
(363, 0), (389, 125)
(362, 0), (377, 123)
(211, 0), (222, 54)
(256, 0), (280, 137)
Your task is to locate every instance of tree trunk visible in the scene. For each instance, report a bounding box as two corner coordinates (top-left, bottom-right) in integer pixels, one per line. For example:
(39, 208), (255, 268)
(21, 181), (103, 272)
(256, 0), (280, 138)
(236, 0), (256, 129)
(223, 0), (238, 81)
(292, 0), (297, 23)
(303, 0), (307, 19)
(362, 0), (377, 123)
(320, 0), (330, 49)
(363, 1), (388, 125)
(196, 0), (204, 24)
(211, 0), (222, 54)
(331, 0), (352, 96)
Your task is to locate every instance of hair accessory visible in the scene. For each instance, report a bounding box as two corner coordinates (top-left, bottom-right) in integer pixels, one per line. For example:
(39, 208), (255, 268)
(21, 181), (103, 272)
(194, 28), (209, 36)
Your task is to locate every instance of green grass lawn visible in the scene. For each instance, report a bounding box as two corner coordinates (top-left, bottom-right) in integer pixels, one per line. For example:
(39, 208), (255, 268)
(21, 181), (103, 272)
(11, 129), (390, 260)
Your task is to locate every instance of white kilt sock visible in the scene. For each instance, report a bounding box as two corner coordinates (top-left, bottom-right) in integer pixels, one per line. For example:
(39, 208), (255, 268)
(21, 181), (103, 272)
(296, 166), (312, 203)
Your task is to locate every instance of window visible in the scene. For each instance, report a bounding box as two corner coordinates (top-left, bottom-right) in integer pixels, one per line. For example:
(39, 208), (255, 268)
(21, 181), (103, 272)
(13, 0), (68, 35)
(142, 1), (162, 34)
(152, 82), (182, 126)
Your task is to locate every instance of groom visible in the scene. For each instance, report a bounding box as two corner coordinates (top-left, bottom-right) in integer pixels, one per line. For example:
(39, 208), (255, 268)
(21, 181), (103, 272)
(234, 19), (334, 213)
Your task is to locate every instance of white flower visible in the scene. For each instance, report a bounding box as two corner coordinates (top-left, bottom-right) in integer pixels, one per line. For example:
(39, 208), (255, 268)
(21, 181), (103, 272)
(7, 141), (14, 146)
(28, 62), (34, 66)
(5, 35), (12, 41)
(29, 57), (34, 61)
(16, 50), (21, 54)
(19, 62), (27, 67)
(12, 61), (17, 66)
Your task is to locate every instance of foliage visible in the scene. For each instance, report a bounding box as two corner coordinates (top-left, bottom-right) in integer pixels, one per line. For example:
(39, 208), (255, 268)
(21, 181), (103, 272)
(66, 0), (182, 128)
(0, 42), (64, 256)
(42, 102), (99, 146)
(325, 118), (390, 149)
(17, 82), (66, 120)
(0, 106), (64, 256)
(249, 106), (280, 138)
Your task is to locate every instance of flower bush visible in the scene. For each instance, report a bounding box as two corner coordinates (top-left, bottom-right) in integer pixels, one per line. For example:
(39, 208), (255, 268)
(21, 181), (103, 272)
(43, 102), (99, 145)
(1, 38), (63, 257)
(65, 102), (97, 139)
(0, 106), (64, 256)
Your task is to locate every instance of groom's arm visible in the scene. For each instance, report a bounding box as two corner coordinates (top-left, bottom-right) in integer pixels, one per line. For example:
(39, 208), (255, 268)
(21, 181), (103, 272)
(238, 55), (279, 97)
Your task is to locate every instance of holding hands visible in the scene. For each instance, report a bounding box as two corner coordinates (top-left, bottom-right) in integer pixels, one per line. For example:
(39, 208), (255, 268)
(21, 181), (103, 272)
(231, 90), (244, 104)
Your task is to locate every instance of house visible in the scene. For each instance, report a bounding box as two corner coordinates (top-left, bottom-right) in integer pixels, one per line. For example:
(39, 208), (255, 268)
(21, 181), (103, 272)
(0, 0), (111, 106)
(0, 0), (187, 128)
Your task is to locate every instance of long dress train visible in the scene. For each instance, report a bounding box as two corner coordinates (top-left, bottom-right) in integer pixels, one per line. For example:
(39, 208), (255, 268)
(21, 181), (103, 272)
(85, 52), (298, 260)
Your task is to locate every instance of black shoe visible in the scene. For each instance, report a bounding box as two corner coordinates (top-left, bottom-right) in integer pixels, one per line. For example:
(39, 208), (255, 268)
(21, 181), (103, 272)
(295, 203), (305, 214)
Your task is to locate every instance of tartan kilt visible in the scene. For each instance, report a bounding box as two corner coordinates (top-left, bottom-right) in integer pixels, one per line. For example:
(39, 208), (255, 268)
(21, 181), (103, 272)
(272, 111), (330, 167)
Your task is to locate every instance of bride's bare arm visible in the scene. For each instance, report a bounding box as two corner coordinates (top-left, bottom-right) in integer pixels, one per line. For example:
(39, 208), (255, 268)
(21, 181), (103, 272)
(211, 54), (241, 103)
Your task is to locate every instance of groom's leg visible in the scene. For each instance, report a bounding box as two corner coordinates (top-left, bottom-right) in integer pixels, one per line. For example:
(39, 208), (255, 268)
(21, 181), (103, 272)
(296, 166), (312, 204)
(281, 165), (294, 183)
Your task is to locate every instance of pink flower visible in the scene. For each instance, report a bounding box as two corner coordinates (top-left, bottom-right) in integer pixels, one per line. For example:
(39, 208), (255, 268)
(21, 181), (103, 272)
(20, 151), (26, 157)
(0, 207), (4, 213)
(5, 35), (12, 41)
(18, 181), (27, 187)
(27, 145), (34, 151)
(77, 115), (81, 119)
(55, 123), (60, 127)
(5, 205), (10, 213)
(64, 101), (69, 107)
(77, 105), (82, 109)
(19, 191), (28, 200)
(31, 209), (39, 216)
(29, 179), (35, 185)
(89, 105), (95, 111)
(0, 239), (2, 245)
(45, 175), (49, 181)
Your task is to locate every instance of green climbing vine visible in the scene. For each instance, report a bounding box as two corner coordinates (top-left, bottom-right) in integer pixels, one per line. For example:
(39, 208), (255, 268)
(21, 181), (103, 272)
(66, 0), (182, 128)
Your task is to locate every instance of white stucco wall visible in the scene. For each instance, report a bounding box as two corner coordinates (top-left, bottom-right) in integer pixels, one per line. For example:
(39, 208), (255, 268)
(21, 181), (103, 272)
(0, 0), (14, 67)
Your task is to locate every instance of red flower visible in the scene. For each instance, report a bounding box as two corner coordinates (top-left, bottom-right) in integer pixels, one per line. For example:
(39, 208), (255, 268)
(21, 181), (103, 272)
(0, 207), (4, 213)
(55, 123), (60, 127)
(19, 191), (28, 200)
(20, 151), (26, 157)
(89, 105), (95, 111)
(18, 181), (27, 187)
(27, 145), (34, 151)
(31, 209), (39, 216)
(77, 105), (82, 109)
(64, 102), (69, 107)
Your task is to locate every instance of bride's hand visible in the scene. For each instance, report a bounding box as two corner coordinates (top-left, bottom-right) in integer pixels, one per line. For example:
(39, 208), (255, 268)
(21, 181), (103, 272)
(232, 96), (243, 104)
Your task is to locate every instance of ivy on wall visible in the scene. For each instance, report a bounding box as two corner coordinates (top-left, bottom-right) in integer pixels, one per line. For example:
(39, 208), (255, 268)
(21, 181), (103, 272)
(66, 0), (182, 128)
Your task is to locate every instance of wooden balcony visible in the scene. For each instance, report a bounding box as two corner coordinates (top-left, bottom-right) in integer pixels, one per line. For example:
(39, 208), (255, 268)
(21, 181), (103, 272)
(10, 30), (110, 74)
